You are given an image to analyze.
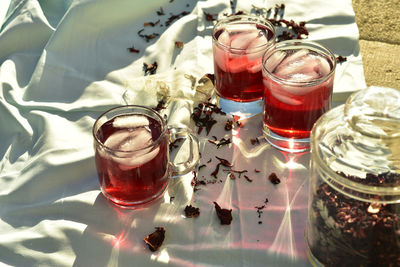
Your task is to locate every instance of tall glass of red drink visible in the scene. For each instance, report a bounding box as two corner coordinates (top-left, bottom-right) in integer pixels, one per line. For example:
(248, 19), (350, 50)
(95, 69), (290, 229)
(93, 105), (199, 208)
(262, 40), (336, 152)
(212, 15), (276, 117)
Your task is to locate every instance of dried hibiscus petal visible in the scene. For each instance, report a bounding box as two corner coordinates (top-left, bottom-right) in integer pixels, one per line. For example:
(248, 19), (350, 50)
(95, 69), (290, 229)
(138, 29), (160, 42)
(268, 172), (281, 185)
(184, 205), (200, 218)
(127, 45), (140, 53)
(156, 7), (165, 16)
(166, 11), (189, 27)
(336, 55), (347, 63)
(244, 175), (253, 182)
(204, 11), (217, 21)
(250, 138), (260, 145)
(143, 62), (158, 75)
(175, 41), (184, 48)
(144, 20), (160, 27)
(215, 156), (233, 167)
(223, 169), (247, 178)
(211, 163), (221, 179)
(213, 202), (232, 225)
(144, 227), (165, 251)
(225, 120), (234, 131)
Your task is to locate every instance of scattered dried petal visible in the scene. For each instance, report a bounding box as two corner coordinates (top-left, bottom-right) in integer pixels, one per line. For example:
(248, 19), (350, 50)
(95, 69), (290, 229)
(223, 169), (248, 178)
(156, 7), (165, 16)
(127, 45), (140, 53)
(213, 202), (232, 225)
(184, 205), (200, 218)
(144, 227), (165, 251)
(244, 175), (253, 182)
(198, 164), (206, 171)
(204, 11), (217, 21)
(143, 62), (158, 75)
(138, 29), (160, 42)
(250, 138), (260, 145)
(166, 11), (189, 27)
(336, 55), (347, 63)
(225, 120), (234, 131)
(211, 163), (221, 179)
(215, 156), (233, 167)
(144, 20), (160, 27)
(268, 172), (281, 185)
(175, 41), (184, 48)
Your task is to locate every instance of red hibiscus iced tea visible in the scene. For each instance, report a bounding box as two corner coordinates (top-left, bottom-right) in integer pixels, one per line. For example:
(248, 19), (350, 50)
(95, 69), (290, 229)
(212, 15), (276, 116)
(93, 106), (199, 208)
(262, 40), (336, 152)
(94, 112), (169, 206)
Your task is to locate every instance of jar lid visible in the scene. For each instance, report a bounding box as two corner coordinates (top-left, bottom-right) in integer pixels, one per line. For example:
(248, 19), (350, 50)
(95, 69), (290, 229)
(311, 86), (400, 202)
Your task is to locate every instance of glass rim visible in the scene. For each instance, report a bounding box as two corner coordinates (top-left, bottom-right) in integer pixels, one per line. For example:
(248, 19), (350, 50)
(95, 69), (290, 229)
(262, 40), (337, 86)
(212, 14), (276, 52)
(92, 105), (167, 154)
(311, 105), (400, 200)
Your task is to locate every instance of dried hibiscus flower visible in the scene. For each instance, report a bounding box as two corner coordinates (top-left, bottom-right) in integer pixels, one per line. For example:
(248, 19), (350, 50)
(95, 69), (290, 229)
(268, 172), (281, 185)
(213, 202), (232, 225)
(204, 11), (217, 21)
(143, 62), (158, 75)
(127, 45), (140, 53)
(175, 41), (184, 48)
(184, 205), (200, 218)
(336, 55), (347, 63)
(156, 7), (165, 16)
(144, 20), (160, 27)
(215, 156), (233, 167)
(138, 29), (160, 42)
(166, 11), (189, 27)
(144, 227), (165, 251)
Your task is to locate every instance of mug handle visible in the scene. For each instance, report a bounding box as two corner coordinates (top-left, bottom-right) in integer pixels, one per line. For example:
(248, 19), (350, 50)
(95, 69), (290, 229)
(168, 126), (200, 176)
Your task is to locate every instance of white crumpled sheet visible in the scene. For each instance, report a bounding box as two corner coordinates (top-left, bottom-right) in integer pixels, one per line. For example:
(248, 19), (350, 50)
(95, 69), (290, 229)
(0, 0), (366, 266)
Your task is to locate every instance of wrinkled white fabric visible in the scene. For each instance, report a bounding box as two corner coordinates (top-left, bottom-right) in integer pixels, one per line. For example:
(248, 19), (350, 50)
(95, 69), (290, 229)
(0, 0), (365, 266)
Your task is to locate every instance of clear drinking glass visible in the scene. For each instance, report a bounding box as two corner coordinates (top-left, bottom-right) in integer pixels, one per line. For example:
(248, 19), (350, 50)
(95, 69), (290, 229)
(93, 105), (200, 208)
(212, 14), (276, 117)
(262, 40), (336, 152)
(305, 86), (400, 266)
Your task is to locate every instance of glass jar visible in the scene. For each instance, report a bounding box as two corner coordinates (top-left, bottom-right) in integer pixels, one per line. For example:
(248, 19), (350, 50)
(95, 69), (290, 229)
(305, 86), (400, 266)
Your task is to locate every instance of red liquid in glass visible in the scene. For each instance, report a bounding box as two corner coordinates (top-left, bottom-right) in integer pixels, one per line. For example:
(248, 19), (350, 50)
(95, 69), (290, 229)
(95, 114), (169, 205)
(263, 80), (332, 139)
(213, 25), (274, 102)
(263, 50), (334, 139)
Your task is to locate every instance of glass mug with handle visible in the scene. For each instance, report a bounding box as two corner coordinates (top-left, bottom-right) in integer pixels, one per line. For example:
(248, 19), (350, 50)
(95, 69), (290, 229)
(93, 105), (200, 208)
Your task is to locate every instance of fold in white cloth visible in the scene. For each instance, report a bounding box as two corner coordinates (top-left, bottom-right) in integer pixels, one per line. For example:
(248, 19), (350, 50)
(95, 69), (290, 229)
(0, 0), (365, 266)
